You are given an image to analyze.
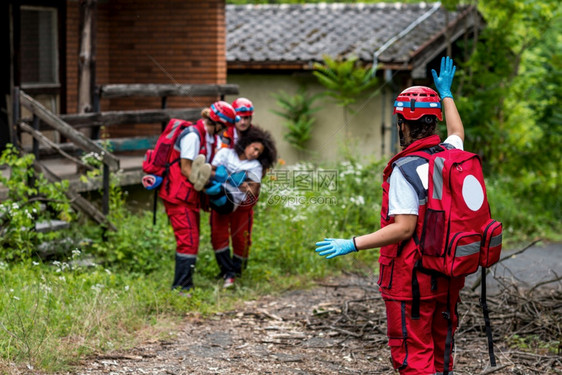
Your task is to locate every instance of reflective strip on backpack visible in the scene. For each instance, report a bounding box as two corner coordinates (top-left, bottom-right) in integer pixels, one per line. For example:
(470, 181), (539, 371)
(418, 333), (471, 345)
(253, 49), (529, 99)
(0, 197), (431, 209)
(167, 120), (182, 139)
(432, 157), (445, 200)
(490, 233), (502, 248)
(456, 241), (480, 257)
(394, 156), (419, 168)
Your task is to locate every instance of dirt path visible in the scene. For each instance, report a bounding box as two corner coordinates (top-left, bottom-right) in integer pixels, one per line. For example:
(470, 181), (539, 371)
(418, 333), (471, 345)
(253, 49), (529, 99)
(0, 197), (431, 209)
(52, 270), (561, 375)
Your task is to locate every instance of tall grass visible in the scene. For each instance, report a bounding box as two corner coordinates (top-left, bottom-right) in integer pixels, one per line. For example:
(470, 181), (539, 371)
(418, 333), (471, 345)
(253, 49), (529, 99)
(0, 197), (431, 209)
(0, 158), (559, 371)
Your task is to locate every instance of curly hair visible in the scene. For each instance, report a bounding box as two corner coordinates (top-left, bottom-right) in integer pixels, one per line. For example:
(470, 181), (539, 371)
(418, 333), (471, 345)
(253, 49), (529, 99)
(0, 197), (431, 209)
(398, 114), (438, 144)
(234, 125), (277, 170)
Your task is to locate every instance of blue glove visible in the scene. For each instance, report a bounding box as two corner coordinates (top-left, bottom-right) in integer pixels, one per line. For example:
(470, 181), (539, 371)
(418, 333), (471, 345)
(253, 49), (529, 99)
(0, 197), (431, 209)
(431, 56), (456, 99)
(205, 180), (222, 196)
(227, 171), (247, 187)
(211, 195), (228, 207)
(214, 165), (228, 183)
(315, 238), (357, 259)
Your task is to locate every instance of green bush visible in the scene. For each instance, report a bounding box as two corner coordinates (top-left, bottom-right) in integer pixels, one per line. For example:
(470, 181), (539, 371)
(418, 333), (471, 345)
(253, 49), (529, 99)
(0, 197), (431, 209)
(0, 145), (74, 261)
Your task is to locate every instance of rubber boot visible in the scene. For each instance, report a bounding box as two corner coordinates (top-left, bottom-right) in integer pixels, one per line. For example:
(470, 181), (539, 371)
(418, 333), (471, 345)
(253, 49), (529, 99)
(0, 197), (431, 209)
(214, 247), (235, 279)
(172, 254), (196, 291)
(232, 254), (248, 277)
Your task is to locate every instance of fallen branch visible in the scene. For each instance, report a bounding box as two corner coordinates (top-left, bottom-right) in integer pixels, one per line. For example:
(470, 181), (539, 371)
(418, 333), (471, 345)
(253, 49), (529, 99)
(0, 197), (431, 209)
(481, 364), (509, 374)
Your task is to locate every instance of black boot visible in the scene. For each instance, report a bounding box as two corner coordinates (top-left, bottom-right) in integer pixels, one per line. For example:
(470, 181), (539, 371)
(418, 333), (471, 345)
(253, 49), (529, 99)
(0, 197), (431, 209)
(232, 254), (248, 277)
(172, 254), (196, 291)
(214, 247), (235, 279)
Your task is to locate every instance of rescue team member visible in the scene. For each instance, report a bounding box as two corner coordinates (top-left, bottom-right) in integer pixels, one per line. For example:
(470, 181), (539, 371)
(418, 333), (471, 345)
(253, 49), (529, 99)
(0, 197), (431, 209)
(219, 97), (254, 148)
(209, 124), (277, 288)
(160, 101), (238, 292)
(316, 57), (466, 375)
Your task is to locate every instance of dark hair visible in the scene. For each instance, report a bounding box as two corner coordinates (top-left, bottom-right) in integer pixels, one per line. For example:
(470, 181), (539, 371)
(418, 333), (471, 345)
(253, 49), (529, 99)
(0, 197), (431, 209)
(234, 125), (277, 170)
(398, 114), (438, 141)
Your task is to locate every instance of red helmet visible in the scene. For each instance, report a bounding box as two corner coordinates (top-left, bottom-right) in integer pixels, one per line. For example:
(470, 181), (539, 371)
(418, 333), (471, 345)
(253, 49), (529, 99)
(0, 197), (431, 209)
(210, 101), (238, 127)
(393, 86), (442, 121)
(232, 97), (254, 116)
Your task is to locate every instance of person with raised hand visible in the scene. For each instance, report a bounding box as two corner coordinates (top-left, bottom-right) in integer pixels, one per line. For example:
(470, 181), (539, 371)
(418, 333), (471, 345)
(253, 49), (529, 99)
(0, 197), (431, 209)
(316, 56), (466, 375)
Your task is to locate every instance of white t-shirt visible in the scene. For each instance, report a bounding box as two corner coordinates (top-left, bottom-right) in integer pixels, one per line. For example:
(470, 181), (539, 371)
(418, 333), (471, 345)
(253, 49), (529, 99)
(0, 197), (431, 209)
(179, 132), (216, 162)
(211, 148), (263, 182)
(388, 135), (463, 216)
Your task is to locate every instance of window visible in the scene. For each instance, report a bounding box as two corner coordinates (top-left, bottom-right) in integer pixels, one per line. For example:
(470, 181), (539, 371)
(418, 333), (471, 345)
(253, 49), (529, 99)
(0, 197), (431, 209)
(20, 6), (58, 86)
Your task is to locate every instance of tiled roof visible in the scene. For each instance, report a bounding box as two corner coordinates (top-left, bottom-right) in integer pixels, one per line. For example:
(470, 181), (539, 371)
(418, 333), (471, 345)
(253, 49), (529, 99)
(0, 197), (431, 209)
(227, 2), (465, 65)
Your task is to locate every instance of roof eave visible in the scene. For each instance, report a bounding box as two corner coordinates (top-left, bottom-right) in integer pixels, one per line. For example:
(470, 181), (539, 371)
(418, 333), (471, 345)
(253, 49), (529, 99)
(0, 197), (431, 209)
(409, 5), (484, 79)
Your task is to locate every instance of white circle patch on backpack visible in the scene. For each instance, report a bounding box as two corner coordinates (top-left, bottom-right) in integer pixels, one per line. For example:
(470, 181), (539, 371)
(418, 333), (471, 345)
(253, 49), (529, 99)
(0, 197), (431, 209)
(462, 175), (484, 211)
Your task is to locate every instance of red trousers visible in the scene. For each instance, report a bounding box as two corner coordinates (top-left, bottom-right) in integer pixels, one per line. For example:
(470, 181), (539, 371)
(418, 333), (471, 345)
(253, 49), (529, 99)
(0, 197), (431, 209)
(163, 200), (200, 256)
(384, 291), (460, 375)
(210, 206), (253, 259)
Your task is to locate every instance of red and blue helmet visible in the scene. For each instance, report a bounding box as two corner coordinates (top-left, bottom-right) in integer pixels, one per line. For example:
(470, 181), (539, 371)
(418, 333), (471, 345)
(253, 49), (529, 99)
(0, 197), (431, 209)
(210, 101), (239, 127)
(393, 86), (442, 121)
(232, 97), (254, 117)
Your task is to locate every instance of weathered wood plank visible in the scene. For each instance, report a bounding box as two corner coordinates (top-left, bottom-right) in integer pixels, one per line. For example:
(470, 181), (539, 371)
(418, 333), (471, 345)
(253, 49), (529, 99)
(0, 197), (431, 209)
(24, 108), (202, 129)
(98, 83), (239, 98)
(20, 91), (120, 171)
(23, 135), (159, 156)
(19, 122), (95, 171)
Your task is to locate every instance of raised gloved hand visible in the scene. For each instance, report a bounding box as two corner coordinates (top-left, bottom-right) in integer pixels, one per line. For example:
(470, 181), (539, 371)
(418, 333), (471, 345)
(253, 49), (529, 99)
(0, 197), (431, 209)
(315, 238), (357, 259)
(431, 56), (456, 99)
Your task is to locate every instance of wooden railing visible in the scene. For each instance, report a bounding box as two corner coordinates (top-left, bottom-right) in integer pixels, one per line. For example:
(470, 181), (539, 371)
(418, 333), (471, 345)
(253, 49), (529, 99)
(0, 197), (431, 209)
(14, 87), (119, 231)
(13, 83), (239, 231)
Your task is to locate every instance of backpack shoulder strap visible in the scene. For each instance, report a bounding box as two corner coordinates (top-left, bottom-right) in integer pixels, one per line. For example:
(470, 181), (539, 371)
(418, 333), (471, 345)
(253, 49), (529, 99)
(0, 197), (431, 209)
(175, 124), (202, 149)
(392, 154), (430, 204)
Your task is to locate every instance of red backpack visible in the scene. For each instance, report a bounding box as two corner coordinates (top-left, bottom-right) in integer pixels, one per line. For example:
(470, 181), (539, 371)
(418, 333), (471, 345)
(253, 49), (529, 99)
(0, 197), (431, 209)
(411, 145), (503, 371)
(142, 119), (192, 177)
(411, 146), (503, 277)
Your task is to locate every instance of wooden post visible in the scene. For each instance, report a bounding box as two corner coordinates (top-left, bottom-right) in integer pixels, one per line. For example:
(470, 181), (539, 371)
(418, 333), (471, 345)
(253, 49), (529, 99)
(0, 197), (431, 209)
(78, 0), (97, 129)
(11, 86), (20, 149)
(161, 96), (168, 132)
(29, 114), (40, 188)
(102, 163), (109, 240)
(32, 115), (39, 159)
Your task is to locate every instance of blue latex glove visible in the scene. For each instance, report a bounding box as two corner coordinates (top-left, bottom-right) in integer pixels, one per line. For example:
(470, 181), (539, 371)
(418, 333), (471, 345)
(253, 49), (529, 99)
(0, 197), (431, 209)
(211, 195), (228, 207)
(205, 180), (222, 196)
(214, 165), (228, 183)
(227, 171), (247, 187)
(431, 56), (456, 99)
(315, 238), (357, 259)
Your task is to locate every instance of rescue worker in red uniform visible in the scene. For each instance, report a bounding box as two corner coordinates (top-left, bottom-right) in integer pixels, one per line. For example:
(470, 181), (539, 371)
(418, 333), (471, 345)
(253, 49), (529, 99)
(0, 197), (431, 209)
(160, 101), (238, 292)
(219, 97), (254, 148)
(211, 97), (267, 288)
(316, 57), (466, 375)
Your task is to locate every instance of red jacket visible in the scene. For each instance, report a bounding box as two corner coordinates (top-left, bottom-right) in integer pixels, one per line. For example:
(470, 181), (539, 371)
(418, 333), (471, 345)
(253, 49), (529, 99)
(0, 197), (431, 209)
(159, 119), (217, 206)
(378, 135), (464, 301)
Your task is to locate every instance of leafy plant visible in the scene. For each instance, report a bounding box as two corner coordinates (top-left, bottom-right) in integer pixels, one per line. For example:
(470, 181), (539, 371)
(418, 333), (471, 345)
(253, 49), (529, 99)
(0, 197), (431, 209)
(313, 55), (378, 128)
(271, 88), (322, 152)
(0, 144), (73, 260)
